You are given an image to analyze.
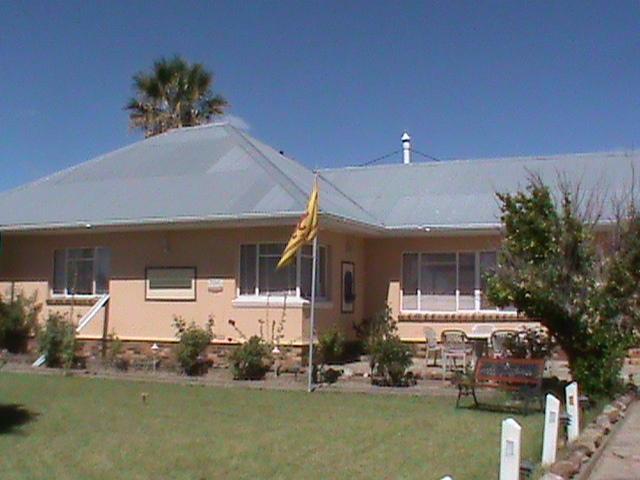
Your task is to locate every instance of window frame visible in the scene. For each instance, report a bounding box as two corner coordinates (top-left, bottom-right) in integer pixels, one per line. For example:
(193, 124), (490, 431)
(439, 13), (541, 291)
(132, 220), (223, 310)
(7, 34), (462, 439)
(145, 266), (197, 302)
(237, 242), (329, 301)
(400, 250), (511, 313)
(51, 247), (111, 298)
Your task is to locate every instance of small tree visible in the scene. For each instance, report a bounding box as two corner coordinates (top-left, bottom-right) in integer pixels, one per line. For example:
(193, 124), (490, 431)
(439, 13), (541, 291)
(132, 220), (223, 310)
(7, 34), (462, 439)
(487, 176), (635, 396)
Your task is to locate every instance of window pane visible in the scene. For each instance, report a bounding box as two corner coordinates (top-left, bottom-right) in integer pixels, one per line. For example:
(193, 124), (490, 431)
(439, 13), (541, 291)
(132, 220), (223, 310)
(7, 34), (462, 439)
(402, 253), (418, 310)
(301, 247), (327, 299)
(317, 247), (327, 298)
(95, 248), (111, 294)
(458, 253), (476, 310)
(67, 257), (94, 295)
(67, 248), (93, 260)
(240, 245), (257, 294)
(53, 250), (66, 294)
(480, 251), (497, 309)
(420, 253), (456, 311)
(259, 253), (296, 295)
(260, 244), (284, 256)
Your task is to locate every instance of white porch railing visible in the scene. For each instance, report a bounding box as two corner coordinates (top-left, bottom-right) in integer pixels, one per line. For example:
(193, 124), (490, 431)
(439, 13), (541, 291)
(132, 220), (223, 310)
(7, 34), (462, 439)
(32, 294), (110, 367)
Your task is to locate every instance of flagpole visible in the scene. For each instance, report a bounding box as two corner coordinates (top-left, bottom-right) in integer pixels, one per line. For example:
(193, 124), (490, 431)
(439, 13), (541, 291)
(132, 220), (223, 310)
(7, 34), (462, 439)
(307, 233), (318, 392)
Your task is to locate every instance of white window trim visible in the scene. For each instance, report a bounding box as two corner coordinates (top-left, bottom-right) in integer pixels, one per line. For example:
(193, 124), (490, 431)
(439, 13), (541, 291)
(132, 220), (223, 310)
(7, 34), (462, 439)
(400, 250), (516, 315)
(51, 247), (109, 298)
(236, 242), (329, 303)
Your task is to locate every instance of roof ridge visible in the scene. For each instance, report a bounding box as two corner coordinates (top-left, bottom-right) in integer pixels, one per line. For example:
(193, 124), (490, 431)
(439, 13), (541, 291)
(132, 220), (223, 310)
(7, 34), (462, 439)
(319, 149), (639, 173)
(316, 172), (384, 226)
(226, 126), (310, 207)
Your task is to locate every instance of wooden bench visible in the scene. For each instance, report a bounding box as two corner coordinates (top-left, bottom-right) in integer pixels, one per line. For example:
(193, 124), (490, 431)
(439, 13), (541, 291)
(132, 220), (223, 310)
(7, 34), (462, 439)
(455, 357), (545, 414)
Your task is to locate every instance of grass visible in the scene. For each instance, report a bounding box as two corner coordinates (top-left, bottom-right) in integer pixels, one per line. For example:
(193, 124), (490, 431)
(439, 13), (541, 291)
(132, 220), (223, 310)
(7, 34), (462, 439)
(0, 372), (544, 480)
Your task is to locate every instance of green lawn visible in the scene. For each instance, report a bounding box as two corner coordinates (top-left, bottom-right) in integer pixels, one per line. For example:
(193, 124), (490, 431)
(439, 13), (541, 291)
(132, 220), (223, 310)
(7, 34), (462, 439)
(0, 372), (544, 480)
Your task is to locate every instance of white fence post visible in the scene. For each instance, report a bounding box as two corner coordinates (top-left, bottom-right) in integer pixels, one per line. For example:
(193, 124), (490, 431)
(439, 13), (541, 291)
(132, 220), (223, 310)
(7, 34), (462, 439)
(542, 394), (561, 466)
(565, 382), (580, 442)
(499, 418), (521, 480)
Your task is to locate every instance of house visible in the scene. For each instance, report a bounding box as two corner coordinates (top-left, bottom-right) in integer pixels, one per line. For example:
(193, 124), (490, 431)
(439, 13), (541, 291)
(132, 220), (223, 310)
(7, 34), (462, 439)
(0, 123), (637, 360)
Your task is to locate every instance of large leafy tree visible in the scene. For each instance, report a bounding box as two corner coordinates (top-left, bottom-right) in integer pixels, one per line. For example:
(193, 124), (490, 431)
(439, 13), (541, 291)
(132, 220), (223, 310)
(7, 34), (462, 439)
(487, 176), (635, 396)
(125, 56), (228, 137)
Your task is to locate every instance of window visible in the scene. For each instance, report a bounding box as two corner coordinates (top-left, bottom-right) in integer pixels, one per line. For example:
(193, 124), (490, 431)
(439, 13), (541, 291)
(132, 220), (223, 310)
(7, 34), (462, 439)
(53, 247), (111, 296)
(146, 267), (196, 301)
(239, 243), (328, 299)
(401, 251), (507, 312)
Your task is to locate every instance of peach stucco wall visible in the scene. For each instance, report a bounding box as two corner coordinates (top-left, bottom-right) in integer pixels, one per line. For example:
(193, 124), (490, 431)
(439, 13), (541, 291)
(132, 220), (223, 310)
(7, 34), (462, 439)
(0, 226), (365, 345)
(363, 234), (536, 340)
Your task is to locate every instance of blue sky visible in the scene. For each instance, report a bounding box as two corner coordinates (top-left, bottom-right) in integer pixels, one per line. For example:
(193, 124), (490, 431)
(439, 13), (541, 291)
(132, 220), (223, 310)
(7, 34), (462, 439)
(1, 1), (639, 192)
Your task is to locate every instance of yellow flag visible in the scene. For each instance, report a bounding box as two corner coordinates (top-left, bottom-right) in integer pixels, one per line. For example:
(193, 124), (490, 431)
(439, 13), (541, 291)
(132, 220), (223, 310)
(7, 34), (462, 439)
(277, 180), (319, 269)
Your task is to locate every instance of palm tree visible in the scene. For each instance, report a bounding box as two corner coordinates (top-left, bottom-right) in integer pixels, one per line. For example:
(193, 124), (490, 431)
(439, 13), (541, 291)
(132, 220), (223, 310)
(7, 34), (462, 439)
(125, 56), (228, 137)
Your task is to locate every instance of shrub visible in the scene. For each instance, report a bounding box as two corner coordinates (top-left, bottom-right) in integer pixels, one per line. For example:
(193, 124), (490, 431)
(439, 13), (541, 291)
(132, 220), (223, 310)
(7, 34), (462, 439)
(365, 307), (414, 386)
(173, 316), (213, 376)
(230, 336), (271, 380)
(369, 335), (414, 386)
(502, 327), (554, 359)
(318, 328), (346, 364)
(0, 293), (40, 353)
(106, 331), (129, 371)
(37, 313), (77, 368)
(319, 366), (342, 384)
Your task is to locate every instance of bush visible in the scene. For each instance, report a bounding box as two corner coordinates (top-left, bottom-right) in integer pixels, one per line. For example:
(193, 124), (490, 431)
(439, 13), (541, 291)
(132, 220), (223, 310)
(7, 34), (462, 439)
(502, 327), (554, 359)
(230, 336), (271, 380)
(173, 316), (213, 376)
(319, 366), (342, 384)
(106, 331), (129, 371)
(37, 313), (77, 368)
(0, 293), (40, 353)
(369, 335), (414, 386)
(318, 328), (346, 364)
(365, 307), (414, 386)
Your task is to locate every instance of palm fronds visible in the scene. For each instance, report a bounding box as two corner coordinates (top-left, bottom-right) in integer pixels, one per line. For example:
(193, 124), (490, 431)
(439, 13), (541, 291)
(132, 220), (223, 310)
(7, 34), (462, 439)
(125, 56), (229, 137)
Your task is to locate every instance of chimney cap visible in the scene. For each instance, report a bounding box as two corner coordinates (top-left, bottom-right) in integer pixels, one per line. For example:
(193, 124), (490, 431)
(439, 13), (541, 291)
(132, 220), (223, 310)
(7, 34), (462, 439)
(401, 132), (411, 142)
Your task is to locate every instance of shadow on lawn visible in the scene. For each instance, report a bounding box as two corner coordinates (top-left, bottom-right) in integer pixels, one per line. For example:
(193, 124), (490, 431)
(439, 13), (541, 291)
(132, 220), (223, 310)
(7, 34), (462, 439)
(0, 404), (38, 434)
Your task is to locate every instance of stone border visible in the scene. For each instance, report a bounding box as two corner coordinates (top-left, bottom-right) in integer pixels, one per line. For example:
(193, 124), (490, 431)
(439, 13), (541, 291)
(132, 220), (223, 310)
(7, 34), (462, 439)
(540, 390), (637, 480)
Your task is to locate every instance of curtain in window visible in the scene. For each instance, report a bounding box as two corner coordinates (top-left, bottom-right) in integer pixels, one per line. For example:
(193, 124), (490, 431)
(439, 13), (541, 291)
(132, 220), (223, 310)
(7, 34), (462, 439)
(420, 253), (457, 311)
(402, 253), (419, 309)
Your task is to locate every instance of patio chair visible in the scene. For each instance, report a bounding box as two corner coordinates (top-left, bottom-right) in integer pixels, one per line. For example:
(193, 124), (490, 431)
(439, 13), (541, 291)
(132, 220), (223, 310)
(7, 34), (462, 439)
(490, 329), (515, 358)
(441, 329), (473, 380)
(424, 326), (442, 367)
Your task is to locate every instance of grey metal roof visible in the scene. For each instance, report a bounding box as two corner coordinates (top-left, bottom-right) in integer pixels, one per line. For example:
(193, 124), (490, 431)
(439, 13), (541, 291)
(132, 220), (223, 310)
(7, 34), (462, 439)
(0, 123), (637, 233)
(320, 151), (640, 230)
(0, 124), (377, 231)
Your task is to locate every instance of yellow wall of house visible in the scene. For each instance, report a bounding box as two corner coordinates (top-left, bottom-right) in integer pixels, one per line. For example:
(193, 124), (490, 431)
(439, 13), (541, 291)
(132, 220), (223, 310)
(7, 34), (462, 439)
(0, 227), (365, 345)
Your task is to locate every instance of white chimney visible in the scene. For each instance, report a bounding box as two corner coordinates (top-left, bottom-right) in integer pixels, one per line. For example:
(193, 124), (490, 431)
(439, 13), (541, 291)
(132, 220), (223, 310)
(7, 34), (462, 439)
(401, 132), (411, 164)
